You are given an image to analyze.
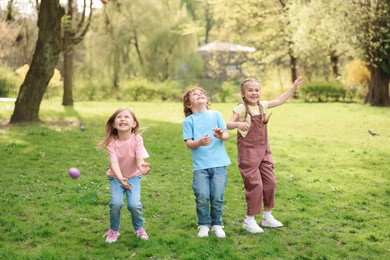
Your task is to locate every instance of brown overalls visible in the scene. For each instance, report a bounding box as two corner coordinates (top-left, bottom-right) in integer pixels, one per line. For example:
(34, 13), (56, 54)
(237, 113), (276, 216)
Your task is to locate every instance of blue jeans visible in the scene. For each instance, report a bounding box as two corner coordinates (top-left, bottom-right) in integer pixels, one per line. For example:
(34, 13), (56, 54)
(108, 175), (143, 231)
(192, 167), (227, 226)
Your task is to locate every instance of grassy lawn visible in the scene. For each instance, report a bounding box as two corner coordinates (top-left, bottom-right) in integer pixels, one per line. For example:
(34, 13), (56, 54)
(0, 100), (389, 259)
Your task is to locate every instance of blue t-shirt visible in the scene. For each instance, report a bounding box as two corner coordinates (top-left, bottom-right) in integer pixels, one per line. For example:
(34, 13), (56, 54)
(182, 110), (231, 171)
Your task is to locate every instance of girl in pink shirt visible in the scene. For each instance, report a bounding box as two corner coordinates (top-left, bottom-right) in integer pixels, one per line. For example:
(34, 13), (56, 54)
(98, 107), (150, 243)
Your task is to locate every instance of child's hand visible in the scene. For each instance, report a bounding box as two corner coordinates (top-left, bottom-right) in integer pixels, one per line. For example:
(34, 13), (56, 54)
(120, 177), (131, 190)
(198, 134), (212, 146)
(237, 122), (250, 131)
(293, 77), (305, 89)
(139, 162), (151, 175)
(212, 127), (224, 139)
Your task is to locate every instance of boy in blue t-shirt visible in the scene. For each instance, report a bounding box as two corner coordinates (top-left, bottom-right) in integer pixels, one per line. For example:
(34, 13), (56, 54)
(182, 87), (231, 238)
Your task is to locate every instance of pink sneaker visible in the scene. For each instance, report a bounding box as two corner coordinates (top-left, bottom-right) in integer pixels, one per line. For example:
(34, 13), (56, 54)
(135, 227), (149, 240)
(102, 229), (120, 243)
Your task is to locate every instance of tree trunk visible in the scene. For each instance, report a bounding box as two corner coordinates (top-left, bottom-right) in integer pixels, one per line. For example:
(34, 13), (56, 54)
(290, 54), (299, 98)
(204, 4), (212, 44)
(113, 47), (120, 89)
(290, 54), (297, 82)
(366, 66), (390, 106)
(330, 54), (340, 78)
(62, 31), (74, 106)
(6, 0), (14, 22)
(62, 0), (74, 106)
(133, 29), (144, 67)
(10, 1), (64, 124)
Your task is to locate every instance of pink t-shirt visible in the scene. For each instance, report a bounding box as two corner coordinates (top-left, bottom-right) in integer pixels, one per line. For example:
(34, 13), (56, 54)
(106, 133), (149, 178)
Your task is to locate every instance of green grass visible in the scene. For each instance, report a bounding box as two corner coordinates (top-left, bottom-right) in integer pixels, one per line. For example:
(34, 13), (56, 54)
(1, 100), (389, 259)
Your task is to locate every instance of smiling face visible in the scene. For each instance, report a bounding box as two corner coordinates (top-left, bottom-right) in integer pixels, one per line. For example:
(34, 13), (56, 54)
(183, 87), (210, 116)
(113, 109), (137, 133)
(188, 89), (208, 106)
(241, 80), (261, 106)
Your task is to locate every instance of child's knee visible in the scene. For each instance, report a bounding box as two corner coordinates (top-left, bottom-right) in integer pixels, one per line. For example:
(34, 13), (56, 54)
(110, 200), (124, 209)
(195, 191), (210, 203)
(127, 200), (141, 211)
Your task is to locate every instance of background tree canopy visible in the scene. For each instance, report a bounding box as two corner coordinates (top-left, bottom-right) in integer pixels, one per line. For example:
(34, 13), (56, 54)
(0, 0), (389, 122)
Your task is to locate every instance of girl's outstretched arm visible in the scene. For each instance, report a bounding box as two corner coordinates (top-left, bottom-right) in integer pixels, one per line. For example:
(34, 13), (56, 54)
(268, 77), (305, 108)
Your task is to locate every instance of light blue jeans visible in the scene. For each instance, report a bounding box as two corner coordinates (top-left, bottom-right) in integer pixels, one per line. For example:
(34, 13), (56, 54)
(192, 167), (227, 226)
(108, 175), (143, 231)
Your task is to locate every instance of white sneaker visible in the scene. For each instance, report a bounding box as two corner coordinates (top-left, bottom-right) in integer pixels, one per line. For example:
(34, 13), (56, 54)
(197, 225), (210, 237)
(243, 221), (264, 233)
(211, 225), (226, 238)
(261, 215), (283, 228)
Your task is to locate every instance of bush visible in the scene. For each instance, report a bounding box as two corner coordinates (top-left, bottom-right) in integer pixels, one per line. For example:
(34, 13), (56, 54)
(0, 66), (22, 97)
(345, 60), (370, 101)
(219, 81), (235, 103)
(299, 82), (346, 102)
(122, 78), (181, 102)
(155, 81), (181, 101)
(75, 78), (113, 101)
(74, 78), (182, 102)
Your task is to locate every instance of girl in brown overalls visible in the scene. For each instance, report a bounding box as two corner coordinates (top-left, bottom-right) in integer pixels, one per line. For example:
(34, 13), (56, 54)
(227, 77), (305, 233)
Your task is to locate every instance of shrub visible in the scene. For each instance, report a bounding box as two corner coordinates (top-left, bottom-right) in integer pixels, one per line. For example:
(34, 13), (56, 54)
(345, 60), (370, 100)
(155, 81), (181, 101)
(219, 81), (235, 103)
(122, 79), (157, 101)
(299, 82), (346, 102)
(0, 66), (22, 97)
(122, 78), (181, 102)
(74, 78), (113, 101)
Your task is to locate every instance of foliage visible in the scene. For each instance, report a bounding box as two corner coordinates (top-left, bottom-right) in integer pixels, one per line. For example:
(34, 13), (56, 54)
(175, 53), (205, 86)
(218, 81), (239, 103)
(74, 77), (113, 101)
(0, 66), (21, 97)
(122, 78), (181, 102)
(345, 60), (371, 100)
(0, 19), (37, 69)
(0, 101), (389, 259)
(74, 78), (182, 102)
(83, 0), (199, 87)
(299, 81), (347, 102)
(2, 0), (389, 113)
(350, 0), (390, 105)
(353, 0), (390, 72)
(181, 0), (217, 44)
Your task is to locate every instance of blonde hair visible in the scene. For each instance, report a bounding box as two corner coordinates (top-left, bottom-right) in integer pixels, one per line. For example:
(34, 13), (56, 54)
(182, 86), (210, 117)
(97, 107), (141, 150)
(240, 78), (271, 124)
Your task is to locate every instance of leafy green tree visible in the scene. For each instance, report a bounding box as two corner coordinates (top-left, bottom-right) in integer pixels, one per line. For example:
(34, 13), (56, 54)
(298, 0), (354, 80)
(181, 0), (217, 44)
(82, 0), (198, 90)
(213, 0), (304, 83)
(353, 0), (389, 106)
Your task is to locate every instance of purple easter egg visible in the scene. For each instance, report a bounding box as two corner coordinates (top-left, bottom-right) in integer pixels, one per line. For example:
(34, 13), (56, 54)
(68, 167), (80, 179)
